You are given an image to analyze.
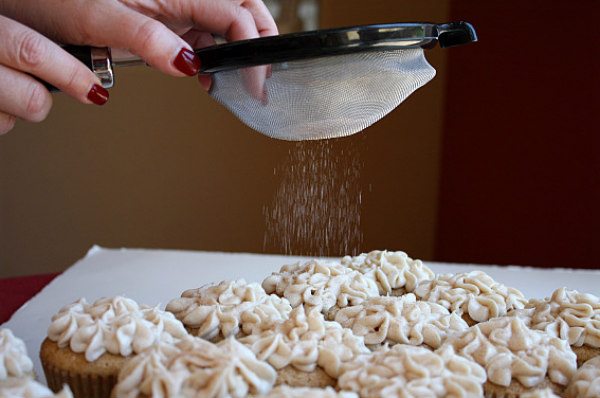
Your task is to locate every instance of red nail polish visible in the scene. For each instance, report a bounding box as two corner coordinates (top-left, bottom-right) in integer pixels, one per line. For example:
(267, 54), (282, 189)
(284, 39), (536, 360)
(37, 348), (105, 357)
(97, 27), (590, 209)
(87, 84), (109, 106)
(173, 48), (201, 76)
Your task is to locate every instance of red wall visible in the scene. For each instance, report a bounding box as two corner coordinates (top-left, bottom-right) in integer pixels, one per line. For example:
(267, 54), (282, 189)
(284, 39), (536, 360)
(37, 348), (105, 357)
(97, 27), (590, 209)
(436, 1), (600, 268)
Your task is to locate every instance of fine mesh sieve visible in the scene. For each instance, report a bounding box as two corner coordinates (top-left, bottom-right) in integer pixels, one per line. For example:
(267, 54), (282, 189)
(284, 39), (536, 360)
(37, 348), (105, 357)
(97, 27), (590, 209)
(197, 21), (477, 140)
(49, 22), (476, 140)
(210, 49), (435, 140)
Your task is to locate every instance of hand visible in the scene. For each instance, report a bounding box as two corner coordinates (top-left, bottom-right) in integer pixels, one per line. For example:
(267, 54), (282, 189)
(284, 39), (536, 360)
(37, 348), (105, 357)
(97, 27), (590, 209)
(2, 0), (277, 86)
(0, 0), (277, 134)
(0, 14), (109, 135)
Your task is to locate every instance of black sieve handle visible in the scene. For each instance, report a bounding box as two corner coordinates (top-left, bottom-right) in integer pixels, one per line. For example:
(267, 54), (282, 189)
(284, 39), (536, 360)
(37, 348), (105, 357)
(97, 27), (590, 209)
(435, 22), (478, 48)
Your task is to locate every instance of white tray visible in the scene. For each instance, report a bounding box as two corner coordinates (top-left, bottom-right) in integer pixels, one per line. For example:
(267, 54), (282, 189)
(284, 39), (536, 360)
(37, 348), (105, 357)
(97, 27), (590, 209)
(3, 246), (600, 381)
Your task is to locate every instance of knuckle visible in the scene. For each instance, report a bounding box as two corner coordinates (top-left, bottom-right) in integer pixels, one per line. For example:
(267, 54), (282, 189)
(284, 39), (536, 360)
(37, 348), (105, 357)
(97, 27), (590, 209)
(25, 83), (51, 122)
(135, 19), (165, 54)
(16, 31), (47, 69)
(0, 115), (17, 135)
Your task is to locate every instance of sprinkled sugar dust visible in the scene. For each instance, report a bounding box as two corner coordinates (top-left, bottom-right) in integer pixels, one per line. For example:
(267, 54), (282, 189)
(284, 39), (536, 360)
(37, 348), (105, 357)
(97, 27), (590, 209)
(263, 138), (364, 257)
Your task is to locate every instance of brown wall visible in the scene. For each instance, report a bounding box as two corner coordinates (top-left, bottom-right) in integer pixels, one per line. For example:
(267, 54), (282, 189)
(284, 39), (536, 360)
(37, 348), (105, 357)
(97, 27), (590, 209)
(0, 1), (449, 277)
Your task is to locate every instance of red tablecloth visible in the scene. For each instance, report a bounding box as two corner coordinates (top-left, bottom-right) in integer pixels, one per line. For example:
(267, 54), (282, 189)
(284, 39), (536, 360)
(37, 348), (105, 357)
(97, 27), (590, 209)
(0, 273), (59, 324)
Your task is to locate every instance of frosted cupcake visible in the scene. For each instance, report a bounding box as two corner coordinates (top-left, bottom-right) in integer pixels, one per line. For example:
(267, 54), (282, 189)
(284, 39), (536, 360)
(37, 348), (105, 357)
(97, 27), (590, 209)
(511, 287), (600, 366)
(0, 329), (34, 380)
(414, 270), (527, 325)
(334, 293), (469, 350)
(341, 250), (435, 296)
(40, 296), (188, 398)
(565, 356), (600, 398)
(337, 344), (486, 397)
(166, 279), (292, 342)
(113, 336), (276, 398)
(257, 386), (358, 398)
(239, 305), (369, 388)
(262, 260), (378, 320)
(0, 378), (72, 398)
(441, 316), (577, 398)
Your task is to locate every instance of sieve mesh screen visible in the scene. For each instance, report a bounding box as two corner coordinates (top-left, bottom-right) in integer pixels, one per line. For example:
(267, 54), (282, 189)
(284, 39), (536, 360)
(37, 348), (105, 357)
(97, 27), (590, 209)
(209, 48), (436, 141)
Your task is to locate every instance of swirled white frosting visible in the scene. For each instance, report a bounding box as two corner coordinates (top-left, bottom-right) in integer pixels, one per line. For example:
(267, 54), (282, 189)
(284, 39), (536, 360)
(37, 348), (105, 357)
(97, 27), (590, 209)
(512, 287), (600, 348)
(262, 260), (379, 314)
(47, 296), (188, 362)
(341, 250), (435, 294)
(166, 280), (292, 340)
(441, 316), (577, 388)
(414, 271), (527, 323)
(257, 386), (358, 398)
(239, 305), (369, 378)
(334, 293), (469, 348)
(565, 356), (600, 398)
(0, 329), (33, 380)
(338, 344), (486, 398)
(114, 336), (276, 398)
(0, 378), (73, 398)
(520, 389), (561, 398)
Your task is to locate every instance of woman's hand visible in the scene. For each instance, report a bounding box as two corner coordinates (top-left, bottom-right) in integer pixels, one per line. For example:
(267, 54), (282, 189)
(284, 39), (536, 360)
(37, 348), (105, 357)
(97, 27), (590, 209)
(0, 14), (109, 134)
(0, 0), (277, 134)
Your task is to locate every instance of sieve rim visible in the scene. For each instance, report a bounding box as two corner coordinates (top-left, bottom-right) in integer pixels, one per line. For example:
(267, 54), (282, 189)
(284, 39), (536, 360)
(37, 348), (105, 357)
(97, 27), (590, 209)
(197, 21), (476, 73)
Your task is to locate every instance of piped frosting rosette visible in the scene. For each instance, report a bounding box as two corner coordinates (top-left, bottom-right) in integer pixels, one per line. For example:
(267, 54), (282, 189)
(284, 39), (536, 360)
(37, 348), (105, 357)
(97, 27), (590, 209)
(0, 378), (73, 398)
(166, 279), (292, 341)
(565, 356), (600, 398)
(114, 336), (276, 398)
(0, 329), (33, 380)
(441, 316), (577, 390)
(341, 250), (435, 295)
(337, 344), (486, 398)
(521, 389), (561, 398)
(334, 293), (469, 348)
(262, 260), (379, 318)
(238, 305), (369, 379)
(257, 386), (358, 398)
(47, 296), (188, 362)
(511, 288), (600, 357)
(414, 271), (527, 324)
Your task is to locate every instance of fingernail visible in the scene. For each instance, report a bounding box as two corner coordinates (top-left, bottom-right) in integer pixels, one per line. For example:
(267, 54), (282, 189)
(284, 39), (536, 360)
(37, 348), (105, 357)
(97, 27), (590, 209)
(87, 84), (109, 106)
(173, 48), (200, 76)
(198, 74), (212, 91)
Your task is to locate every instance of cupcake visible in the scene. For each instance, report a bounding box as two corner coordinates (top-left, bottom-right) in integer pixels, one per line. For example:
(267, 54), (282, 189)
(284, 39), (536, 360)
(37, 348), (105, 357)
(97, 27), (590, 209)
(262, 259), (379, 320)
(414, 270), (527, 325)
(0, 377), (72, 398)
(341, 250), (435, 296)
(337, 344), (486, 397)
(113, 335), (276, 398)
(40, 296), (188, 398)
(239, 305), (369, 388)
(565, 356), (600, 398)
(511, 287), (600, 366)
(166, 279), (292, 342)
(257, 386), (358, 398)
(0, 328), (34, 380)
(334, 293), (469, 350)
(441, 316), (577, 397)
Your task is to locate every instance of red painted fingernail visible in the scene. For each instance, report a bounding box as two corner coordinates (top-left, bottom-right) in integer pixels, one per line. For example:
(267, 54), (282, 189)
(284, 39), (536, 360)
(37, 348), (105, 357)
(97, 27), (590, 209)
(87, 84), (109, 106)
(173, 48), (200, 76)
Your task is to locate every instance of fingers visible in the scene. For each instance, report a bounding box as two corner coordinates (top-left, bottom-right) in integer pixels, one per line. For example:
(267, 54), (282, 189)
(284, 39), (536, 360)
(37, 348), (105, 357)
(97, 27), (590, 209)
(182, 30), (215, 91)
(76, 2), (200, 77)
(241, 0), (279, 37)
(0, 15), (106, 105)
(0, 112), (17, 135)
(0, 64), (52, 123)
